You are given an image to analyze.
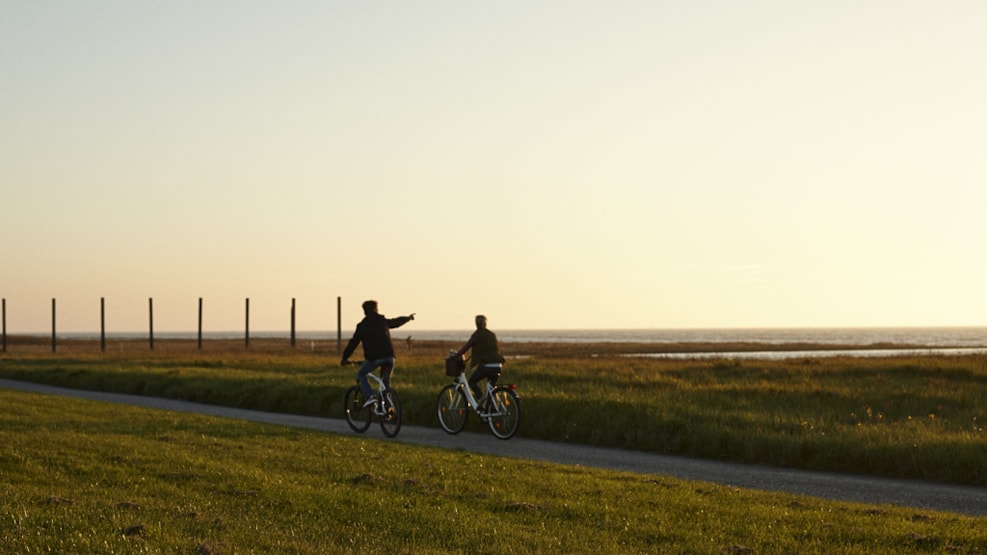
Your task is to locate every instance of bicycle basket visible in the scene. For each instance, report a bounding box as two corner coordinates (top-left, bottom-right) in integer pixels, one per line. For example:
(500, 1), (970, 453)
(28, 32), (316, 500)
(445, 355), (465, 377)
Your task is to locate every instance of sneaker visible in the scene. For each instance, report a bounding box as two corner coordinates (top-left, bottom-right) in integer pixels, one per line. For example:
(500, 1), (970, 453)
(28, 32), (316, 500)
(362, 397), (377, 408)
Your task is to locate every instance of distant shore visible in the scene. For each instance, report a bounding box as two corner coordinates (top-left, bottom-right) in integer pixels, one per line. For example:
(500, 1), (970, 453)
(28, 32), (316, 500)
(4, 333), (987, 360)
(7, 326), (987, 346)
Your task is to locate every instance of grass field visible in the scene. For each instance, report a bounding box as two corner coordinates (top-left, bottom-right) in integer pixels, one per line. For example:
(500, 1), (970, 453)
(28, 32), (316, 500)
(3, 388), (985, 554)
(1, 338), (985, 487)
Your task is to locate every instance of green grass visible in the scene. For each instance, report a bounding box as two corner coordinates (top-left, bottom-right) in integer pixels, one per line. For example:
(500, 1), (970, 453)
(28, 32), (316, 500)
(518, 355), (987, 485)
(1, 343), (986, 486)
(3, 388), (985, 554)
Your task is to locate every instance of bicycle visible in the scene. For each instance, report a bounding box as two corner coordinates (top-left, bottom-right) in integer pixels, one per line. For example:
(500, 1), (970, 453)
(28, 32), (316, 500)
(436, 354), (521, 440)
(342, 361), (402, 438)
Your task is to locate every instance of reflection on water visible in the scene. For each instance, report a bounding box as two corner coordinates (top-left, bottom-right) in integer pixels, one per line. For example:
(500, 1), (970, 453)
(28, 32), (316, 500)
(625, 347), (987, 361)
(412, 327), (987, 348)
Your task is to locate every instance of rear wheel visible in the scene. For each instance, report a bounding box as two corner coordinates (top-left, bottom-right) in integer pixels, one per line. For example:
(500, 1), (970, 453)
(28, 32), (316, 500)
(487, 387), (520, 440)
(436, 384), (468, 434)
(378, 387), (402, 438)
(344, 385), (372, 433)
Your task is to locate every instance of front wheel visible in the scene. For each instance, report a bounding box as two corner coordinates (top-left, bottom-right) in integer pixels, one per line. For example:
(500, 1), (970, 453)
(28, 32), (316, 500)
(487, 387), (520, 440)
(436, 384), (468, 434)
(378, 387), (402, 438)
(344, 385), (372, 433)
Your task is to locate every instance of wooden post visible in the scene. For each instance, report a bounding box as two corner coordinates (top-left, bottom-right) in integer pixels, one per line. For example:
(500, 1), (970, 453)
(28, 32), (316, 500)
(290, 298), (296, 348)
(148, 297), (154, 351)
(100, 297), (106, 353)
(337, 296), (342, 354)
(197, 297), (203, 351)
(245, 298), (250, 348)
(51, 298), (56, 353)
(2, 298), (6, 353)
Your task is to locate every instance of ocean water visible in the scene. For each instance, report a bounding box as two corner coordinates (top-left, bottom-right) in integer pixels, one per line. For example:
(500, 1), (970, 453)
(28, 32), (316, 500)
(60, 326), (987, 347)
(404, 327), (987, 347)
(410, 328), (987, 359)
(42, 327), (987, 359)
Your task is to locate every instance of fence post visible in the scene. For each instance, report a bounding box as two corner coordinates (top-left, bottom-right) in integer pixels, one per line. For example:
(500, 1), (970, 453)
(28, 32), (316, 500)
(51, 298), (56, 353)
(290, 298), (296, 348)
(337, 296), (342, 354)
(100, 297), (106, 353)
(198, 297), (203, 351)
(2, 298), (6, 353)
(148, 297), (154, 351)
(245, 298), (250, 348)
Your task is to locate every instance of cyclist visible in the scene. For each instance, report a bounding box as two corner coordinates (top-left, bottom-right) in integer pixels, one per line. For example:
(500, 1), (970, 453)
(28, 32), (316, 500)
(453, 314), (505, 401)
(341, 300), (415, 408)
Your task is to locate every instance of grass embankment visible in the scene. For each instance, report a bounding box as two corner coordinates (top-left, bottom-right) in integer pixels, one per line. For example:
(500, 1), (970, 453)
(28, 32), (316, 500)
(1, 338), (986, 486)
(3, 389), (985, 554)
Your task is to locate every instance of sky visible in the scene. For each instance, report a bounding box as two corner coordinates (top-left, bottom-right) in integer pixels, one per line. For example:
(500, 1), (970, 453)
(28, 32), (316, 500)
(2, 1), (986, 334)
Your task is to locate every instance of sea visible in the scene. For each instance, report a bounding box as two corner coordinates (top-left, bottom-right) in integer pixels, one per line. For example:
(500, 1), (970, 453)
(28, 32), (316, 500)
(398, 327), (987, 360)
(408, 327), (987, 347)
(54, 326), (987, 360)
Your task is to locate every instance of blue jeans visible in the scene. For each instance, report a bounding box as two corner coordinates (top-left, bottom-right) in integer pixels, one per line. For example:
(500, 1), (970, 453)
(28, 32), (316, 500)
(358, 357), (394, 398)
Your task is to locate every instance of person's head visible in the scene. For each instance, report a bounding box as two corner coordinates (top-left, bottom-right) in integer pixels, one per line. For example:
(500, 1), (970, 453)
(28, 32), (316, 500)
(362, 300), (379, 315)
(475, 314), (487, 329)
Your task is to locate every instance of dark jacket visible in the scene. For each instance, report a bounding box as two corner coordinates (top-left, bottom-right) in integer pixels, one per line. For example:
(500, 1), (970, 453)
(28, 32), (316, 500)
(455, 328), (504, 367)
(342, 313), (413, 361)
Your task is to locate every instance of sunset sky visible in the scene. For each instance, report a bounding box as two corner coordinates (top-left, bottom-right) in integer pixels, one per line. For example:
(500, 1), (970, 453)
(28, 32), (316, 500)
(2, 2), (985, 334)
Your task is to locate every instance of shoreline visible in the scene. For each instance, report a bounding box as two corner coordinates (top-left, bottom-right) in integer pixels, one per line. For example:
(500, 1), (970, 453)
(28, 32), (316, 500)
(4, 325), (985, 347)
(4, 335), (987, 360)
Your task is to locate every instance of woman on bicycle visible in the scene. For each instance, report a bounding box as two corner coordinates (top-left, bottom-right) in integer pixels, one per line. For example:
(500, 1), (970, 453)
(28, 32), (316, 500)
(454, 315), (505, 400)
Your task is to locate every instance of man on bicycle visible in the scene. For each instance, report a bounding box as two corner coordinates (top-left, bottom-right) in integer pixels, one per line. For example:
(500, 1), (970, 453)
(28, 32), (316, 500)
(341, 300), (415, 408)
(454, 314), (505, 401)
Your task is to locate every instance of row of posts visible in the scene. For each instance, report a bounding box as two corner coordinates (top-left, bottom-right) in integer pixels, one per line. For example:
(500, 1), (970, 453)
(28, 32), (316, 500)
(0, 297), (345, 353)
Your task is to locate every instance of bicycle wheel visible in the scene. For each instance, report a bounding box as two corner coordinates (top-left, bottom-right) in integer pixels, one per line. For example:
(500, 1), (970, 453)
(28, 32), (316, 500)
(344, 385), (372, 433)
(378, 387), (402, 438)
(436, 384), (468, 434)
(487, 387), (520, 440)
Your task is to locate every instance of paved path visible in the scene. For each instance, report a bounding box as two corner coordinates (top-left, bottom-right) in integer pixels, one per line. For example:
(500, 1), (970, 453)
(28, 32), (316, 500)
(2, 378), (985, 517)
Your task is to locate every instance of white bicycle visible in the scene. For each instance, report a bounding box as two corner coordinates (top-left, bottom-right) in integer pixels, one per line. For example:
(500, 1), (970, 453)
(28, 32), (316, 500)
(436, 355), (521, 440)
(342, 362), (402, 438)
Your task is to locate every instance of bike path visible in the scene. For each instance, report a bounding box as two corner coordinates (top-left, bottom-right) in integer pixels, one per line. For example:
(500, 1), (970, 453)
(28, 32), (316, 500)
(2, 378), (984, 517)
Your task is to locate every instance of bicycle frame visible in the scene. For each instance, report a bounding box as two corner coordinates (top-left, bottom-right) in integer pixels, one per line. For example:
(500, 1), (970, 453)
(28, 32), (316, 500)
(437, 364), (520, 439)
(365, 371), (392, 416)
(451, 371), (516, 419)
(343, 360), (402, 437)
